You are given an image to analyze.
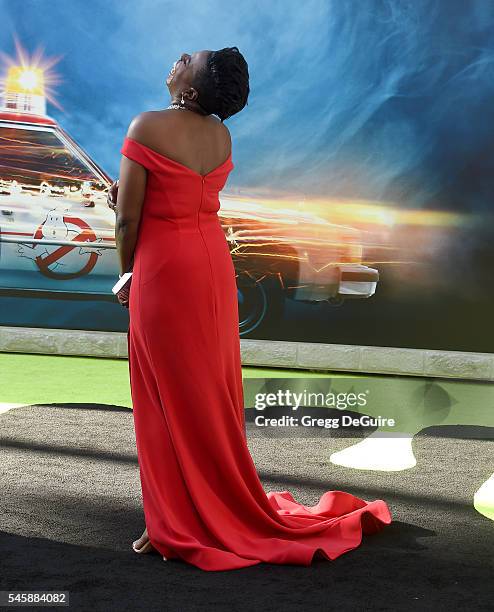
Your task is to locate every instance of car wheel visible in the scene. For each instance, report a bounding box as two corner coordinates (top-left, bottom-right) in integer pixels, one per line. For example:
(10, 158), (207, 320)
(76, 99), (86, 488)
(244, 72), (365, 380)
(237, 273), (285, 337)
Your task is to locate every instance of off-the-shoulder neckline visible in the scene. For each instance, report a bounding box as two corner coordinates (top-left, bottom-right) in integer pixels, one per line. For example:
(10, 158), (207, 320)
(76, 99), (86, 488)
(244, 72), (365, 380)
(124, 136), (233, 179)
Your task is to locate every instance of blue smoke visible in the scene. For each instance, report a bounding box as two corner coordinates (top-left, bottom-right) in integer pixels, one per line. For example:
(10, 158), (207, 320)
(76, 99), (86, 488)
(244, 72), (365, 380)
(313, 0), (494, 212)
(0, 0), (493, 212)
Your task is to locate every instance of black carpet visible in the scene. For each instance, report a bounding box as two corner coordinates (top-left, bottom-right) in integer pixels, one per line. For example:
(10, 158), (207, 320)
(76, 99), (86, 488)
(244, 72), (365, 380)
(1, 403), (493, 611)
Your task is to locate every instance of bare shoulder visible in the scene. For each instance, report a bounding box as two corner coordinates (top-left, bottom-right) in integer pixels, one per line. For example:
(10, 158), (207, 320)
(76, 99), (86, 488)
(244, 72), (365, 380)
(127, 110), (231, 152)
(126, 111), (170, 141)
(209, 116), (232, 154)
(219, 120), (232, 146)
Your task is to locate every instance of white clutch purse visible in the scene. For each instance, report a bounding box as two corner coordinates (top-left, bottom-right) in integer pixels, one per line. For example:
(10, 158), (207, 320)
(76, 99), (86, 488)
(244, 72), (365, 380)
(112, 272), (133, 294)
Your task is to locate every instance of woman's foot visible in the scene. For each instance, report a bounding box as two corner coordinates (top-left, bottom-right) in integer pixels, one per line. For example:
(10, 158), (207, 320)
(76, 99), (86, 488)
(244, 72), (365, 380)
(132, 527), (155, 553)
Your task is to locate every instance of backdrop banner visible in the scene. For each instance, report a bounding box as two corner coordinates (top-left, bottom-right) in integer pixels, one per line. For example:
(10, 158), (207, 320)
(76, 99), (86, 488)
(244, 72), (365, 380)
(1, 1), (493, 353)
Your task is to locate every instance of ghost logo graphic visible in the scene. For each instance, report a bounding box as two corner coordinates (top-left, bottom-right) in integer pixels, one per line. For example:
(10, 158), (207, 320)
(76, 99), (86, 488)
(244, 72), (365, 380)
(18, 210), (104, 280)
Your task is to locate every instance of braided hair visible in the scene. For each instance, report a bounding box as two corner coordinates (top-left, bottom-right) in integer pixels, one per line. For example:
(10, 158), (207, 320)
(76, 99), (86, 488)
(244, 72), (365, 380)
(194, 47), (250, 122)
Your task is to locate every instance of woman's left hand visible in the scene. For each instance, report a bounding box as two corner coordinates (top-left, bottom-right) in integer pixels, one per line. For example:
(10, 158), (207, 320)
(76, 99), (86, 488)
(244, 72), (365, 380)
(107, 180), (119, 212)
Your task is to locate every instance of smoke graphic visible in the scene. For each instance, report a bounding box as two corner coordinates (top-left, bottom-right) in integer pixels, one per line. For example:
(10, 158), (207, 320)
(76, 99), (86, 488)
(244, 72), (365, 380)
(0, 0), (493, 215)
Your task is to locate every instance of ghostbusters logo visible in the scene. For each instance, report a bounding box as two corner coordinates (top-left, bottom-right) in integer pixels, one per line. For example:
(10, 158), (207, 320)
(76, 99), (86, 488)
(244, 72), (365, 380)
(17, 209), (104, 279)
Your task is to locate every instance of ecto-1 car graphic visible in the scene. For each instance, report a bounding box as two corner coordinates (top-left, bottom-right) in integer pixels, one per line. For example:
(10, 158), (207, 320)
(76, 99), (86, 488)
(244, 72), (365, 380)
(0, 72), (378, 336)
(0, 112), (116, 300)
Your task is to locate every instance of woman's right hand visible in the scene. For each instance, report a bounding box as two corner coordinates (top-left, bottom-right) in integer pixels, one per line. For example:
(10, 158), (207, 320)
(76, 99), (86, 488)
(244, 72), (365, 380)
(107, 180), (119, 212)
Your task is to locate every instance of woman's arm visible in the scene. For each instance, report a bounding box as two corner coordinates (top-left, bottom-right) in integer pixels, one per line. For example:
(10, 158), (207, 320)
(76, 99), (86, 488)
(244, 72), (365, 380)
(115, 114), (150, 275)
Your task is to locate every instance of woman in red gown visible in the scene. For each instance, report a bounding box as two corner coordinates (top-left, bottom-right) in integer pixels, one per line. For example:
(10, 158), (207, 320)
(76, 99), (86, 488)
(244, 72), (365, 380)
(111, 47), (392, 572)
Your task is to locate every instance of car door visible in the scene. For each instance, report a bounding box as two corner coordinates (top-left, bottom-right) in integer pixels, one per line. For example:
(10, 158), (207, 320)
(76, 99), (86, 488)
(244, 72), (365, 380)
(0, 120), (117, 299)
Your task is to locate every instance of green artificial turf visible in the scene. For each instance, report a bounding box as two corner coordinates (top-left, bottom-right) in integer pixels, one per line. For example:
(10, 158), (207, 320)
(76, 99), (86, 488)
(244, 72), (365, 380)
(0, 352), (352, 409)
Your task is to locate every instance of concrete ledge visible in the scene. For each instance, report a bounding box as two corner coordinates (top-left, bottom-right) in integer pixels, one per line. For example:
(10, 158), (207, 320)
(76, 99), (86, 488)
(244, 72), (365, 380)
(1, 326), (494, 382)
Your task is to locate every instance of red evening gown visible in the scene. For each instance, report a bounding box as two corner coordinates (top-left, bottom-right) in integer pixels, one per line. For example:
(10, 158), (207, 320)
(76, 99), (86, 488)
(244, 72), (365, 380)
(121, 135), (392, 572)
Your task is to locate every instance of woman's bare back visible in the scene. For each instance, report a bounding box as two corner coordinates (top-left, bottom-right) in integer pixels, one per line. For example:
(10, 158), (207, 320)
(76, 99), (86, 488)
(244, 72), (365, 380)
(134, 109), (232, 177)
